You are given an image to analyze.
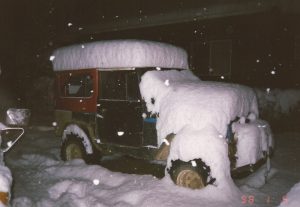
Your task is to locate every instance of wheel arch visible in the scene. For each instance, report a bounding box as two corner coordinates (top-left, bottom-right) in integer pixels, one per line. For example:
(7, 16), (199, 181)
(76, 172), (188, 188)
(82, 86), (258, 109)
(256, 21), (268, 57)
(62, 123), (94, 155)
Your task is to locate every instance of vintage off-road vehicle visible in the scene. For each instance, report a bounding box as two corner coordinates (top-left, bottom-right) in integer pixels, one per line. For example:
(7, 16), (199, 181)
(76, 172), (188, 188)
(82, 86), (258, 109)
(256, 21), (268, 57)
(52, 40), (273, 189)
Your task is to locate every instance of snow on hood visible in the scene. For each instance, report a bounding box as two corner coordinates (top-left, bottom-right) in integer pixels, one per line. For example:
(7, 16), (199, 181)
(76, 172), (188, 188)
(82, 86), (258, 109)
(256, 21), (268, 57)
(52, 40), (189, 71)
(140, 70), (259, 145)
(139, 69), (199, 114)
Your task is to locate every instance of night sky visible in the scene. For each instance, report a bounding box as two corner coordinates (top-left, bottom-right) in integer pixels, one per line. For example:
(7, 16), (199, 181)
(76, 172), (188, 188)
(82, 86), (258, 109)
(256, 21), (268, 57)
(0, 0), (299, 106)
(0, 0), (187, 88)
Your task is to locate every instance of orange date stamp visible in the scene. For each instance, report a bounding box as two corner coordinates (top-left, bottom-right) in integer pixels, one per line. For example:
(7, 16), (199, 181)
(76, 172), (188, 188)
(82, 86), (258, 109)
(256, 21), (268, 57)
(241, 195), (288, 205)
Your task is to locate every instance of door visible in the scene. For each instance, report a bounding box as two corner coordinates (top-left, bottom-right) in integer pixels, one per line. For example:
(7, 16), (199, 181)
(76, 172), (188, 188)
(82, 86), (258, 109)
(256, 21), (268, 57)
(97, 70), (143, 147)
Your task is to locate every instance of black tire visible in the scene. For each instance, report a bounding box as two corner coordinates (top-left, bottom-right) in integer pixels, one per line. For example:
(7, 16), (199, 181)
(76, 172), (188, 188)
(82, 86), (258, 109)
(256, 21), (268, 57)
(61, 134), (88, 163)
(168, 159), (215, 189)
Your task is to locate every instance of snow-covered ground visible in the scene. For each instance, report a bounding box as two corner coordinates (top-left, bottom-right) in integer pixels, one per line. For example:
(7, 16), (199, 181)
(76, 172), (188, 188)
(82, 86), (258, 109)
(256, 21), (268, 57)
(2, 126), (300, 207)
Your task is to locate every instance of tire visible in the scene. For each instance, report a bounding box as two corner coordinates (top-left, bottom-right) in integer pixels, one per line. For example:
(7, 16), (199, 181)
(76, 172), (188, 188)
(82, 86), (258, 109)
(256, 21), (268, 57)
(168, 159), (215, 189)
(61, 134), (88, 163)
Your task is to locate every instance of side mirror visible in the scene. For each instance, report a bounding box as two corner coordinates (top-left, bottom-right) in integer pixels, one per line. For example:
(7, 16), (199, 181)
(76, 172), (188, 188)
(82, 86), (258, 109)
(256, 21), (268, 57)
(0, 128), (24, 153)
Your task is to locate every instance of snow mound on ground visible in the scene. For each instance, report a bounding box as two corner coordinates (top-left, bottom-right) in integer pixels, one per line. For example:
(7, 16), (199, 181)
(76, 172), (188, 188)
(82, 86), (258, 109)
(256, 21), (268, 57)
(52, 40), (189, 71)
(0, 164), (12, 193)
(140, 70), (258, 145)
(278, 181), (300, 207)
(0, 134), (12, 193)
(12, 159), (241, 207)
(256, 88), (300, 115)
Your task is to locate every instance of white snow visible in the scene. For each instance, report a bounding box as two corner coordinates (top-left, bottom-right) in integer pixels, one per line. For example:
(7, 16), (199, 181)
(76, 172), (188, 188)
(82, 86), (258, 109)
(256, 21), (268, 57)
(140, 70), (259, 145)
(5, 108), (30, 126)
(52, 40), (189, 71)
(167, 125), (241, 197)
(0, 125), (12, 200)
(232, 116), (273, 168)
(255, 88), (300, 116)
(62, 124), (93, 154)
(3, 127), (300, 207)
(278, 181), (300, 207)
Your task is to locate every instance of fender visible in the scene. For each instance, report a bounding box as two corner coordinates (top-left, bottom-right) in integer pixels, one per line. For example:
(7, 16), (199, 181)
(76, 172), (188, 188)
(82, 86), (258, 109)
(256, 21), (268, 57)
(154, 133), (175, 161)
(62, 124), (93, 154)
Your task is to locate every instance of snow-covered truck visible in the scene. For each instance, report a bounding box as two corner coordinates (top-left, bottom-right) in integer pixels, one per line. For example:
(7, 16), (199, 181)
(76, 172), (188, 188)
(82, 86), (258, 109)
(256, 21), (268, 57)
(52, 40), (273, 189)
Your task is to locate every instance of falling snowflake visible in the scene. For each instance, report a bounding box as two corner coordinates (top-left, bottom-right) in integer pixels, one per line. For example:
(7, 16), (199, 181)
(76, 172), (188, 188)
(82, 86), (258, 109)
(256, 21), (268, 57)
(266, 88), (271, 93)
(93, 179), (100, 185)
(67, 22), (73, 27)
(78, 27), (83, 31)
(270, 70), (276, 75)
(81, 45), (85, 49)
(52, 122), (57, 127)
(191, 160), (197, 167)
(220, 76), (225, 80)
(164, 79), (170, 86)
(256, 59), (260, 63)
(117, 131), (124, 136)
(49, 55), (55, 61)
(156, 67), (161, 71)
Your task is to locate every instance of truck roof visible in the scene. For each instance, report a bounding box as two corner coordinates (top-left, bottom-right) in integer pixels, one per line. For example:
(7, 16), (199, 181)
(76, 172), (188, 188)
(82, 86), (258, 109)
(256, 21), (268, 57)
(51, 40), (189, 71)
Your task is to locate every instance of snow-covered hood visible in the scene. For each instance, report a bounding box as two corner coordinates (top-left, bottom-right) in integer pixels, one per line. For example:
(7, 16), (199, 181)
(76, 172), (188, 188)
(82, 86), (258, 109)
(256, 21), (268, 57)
(140, 70), (259, 145)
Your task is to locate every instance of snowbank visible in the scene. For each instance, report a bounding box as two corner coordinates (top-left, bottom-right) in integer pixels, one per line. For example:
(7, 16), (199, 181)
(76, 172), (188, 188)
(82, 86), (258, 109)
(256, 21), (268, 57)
(255, 88), (300, 116)
(0, 151), (12, 196)
(140, 70), (259, 145)
(52, 40), (189, 71)
(11, 158), (241, 207)
(278, 181), (300, 207)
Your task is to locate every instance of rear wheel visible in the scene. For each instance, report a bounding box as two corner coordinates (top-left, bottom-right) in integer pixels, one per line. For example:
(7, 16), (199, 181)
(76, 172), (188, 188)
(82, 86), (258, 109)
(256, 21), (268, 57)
(168, 159), (214, 189)
(61, 134), (88, 162)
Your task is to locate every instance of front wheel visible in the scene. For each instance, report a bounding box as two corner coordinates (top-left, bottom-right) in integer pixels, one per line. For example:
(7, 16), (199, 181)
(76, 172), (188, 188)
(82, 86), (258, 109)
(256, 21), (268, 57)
(168, 159), (215, 189)
(61, 134), (88, 163)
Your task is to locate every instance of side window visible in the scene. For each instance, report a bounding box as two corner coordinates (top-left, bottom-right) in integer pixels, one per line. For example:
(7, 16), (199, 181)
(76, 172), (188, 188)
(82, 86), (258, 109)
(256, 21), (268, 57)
(100, 71), (126, 100)
(62, 74), (93, 97)
(126, 71), (140, 101)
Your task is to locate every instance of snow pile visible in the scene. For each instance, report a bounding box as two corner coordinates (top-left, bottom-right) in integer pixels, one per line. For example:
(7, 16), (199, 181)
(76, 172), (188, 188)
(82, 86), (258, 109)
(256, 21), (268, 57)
(255, 88), (300, 116)
(167, 125), (241, 197)
(11, 158), (241, 207)
(140, 70), (259, 145)
(52, 40), (189, 71)
(0, 164), (12, 193)
(278, 181), (300, 207)
(232, 116), (273, 167)
(0, 151), (12, 196)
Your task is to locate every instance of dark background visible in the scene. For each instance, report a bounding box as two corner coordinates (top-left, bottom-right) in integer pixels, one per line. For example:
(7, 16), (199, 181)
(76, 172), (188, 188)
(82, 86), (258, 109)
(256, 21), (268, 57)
(0, 0), (299, 125)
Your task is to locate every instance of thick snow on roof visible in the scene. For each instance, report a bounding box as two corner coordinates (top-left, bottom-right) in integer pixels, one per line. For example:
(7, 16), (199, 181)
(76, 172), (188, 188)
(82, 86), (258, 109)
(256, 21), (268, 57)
(52, 40), (189, 71)
(140, 70), (259, 145)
